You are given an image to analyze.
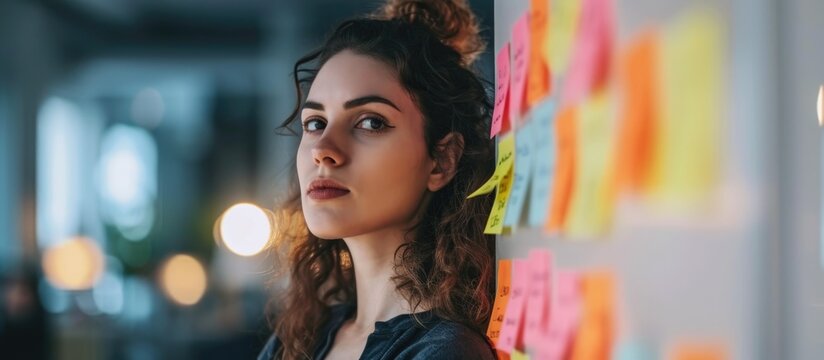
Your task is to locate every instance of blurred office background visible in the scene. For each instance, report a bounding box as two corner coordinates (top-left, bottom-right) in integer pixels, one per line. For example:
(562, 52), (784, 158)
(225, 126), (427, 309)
(0, 0), (493, 359)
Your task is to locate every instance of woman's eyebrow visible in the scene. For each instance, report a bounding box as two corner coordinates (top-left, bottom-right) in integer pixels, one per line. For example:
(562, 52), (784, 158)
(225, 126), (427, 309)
(302, 96), (402, 113)
(344, 95), (401, 112)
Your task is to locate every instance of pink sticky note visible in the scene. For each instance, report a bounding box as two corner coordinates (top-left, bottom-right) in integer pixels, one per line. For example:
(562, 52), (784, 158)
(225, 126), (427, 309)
(490, 43), (512, 138)
(537, 271), (582, 359)
(497, 259), (528, 354)
(523, 249), (553, 348)
(562, 0), (614, 106)
(509, 13), (531, 124)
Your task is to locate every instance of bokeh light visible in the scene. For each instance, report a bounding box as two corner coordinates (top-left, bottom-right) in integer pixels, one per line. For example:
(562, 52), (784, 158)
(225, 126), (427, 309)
(216, 203), (273, 257)
(159, 254), (207, 306)
(41, 236), (105, 291)
(97, 124), (158, 241)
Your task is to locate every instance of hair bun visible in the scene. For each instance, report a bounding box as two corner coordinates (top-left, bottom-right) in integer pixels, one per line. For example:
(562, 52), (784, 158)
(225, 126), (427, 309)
(376, 0), (485, 66)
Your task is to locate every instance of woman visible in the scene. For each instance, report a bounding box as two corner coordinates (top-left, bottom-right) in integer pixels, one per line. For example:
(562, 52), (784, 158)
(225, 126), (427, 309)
(259, 0), (497, 358)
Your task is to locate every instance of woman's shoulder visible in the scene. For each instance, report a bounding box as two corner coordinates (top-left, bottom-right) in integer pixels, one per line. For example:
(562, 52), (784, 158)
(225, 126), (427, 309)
(397, 318), (497, 360)
(257, 333), (280, 360)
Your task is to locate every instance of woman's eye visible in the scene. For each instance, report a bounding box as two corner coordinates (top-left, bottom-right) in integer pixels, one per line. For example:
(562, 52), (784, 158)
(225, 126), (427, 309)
(303, 118), (325, 132)
(356, 117), (390, 132)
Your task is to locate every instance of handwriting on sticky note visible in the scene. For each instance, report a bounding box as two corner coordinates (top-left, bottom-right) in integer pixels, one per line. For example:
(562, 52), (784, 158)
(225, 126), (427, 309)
(503, 120), (534, 229)
(527, 99), (557, 227)
(497, 259), (528, 354)
(491, 43), (512, 138)
(468, 134), (516, 198)
(524, 249), (552, 348)
(509, 13), (530, 123)
(484, 167), (514, 234)
(487, 260), (513, 344)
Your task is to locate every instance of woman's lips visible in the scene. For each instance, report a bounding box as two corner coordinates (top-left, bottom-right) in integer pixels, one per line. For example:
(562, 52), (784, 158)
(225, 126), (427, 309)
(307, 188), (350, 200)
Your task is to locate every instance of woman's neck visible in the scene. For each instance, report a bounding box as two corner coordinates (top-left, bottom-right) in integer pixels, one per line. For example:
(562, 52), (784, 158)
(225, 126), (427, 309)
(343, 228), (414, 331)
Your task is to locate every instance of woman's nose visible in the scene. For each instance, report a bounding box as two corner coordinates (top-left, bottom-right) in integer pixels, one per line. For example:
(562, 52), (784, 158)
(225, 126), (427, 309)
(311, 134), (346, 167)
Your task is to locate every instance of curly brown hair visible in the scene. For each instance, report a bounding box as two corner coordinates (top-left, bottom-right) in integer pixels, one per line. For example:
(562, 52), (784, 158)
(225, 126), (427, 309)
(268, 1), (496, 358)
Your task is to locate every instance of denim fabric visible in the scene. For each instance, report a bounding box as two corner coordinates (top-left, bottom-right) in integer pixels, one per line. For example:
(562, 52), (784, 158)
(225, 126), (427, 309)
(258, 304), (496, 360)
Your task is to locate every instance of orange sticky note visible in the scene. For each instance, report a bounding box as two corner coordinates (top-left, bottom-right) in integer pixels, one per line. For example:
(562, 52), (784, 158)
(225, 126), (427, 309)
(615, 30), (659, 194)
(562, 0), (614, 106)
(570, 271), (615, 360)
(497, 259), (529, 354)
(487, 260), (513, 360)
(526, 0), (551, 106)
(491, 43), (512, 137)
(669, 342), (728, 360)
(524, 249), (552, 348)
(487, 259), (513, 343)
(537, 270), (582, 359)
(509, 13), (531, 123)
(546, 106), (577, 232)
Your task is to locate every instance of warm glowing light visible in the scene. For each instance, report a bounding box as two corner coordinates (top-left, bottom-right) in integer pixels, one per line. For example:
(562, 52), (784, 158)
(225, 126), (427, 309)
(159, 254), (207, 306)
(217, 203), (272, 256)
(42, 237), (105, 290)
(818, 85), (823, 126)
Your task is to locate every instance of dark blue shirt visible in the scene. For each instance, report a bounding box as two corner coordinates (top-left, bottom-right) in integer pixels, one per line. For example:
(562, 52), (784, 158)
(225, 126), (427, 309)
(258, 304), (496, 359)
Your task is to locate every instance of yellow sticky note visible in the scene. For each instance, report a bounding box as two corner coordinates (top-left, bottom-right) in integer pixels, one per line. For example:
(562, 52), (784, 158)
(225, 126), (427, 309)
(564, 91), (616, 237)
(511, 350), (531, 360)
(485, 167), (515, 234)
(648, 9), (723, 207)
(544, 0), (582, 75)
(468, 134), (516, 198)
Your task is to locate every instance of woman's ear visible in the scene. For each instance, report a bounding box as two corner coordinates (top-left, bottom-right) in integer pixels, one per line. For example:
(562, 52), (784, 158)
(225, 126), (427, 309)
(428, 132), (464, 192)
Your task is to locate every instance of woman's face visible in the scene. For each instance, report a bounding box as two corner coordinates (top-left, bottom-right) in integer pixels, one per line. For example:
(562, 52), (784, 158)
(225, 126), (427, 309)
(296, 50), (435, 240)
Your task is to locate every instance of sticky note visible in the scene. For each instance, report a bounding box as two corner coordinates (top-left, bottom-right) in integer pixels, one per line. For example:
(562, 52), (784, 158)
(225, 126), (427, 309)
(564, 91), (616, 237)
(523, 249), (552, 347)
(487, 259), (513, 344)
(511, 350), (531, 360)
(509, 13), (531, 123)
(615, 31), (659, 194)
(546, 106), (577, 232)
(526, 0), (551, 106)
(570, 271), (615, 360)
(497, 259), (529, 354)
(527, 99), (557, 227)
(613, 339), (655, 360)
(537, 270), (582, 359)
(484, 167), (514, 234)
(545, 0), (582, 75)
(503, 119), (535, 229)
(669, 342), (728, 360)
(491, 43), (512, 137)
(562, 0), (614, 106)
(468, 133), (515, 198)
(649, 10), (722, 207)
